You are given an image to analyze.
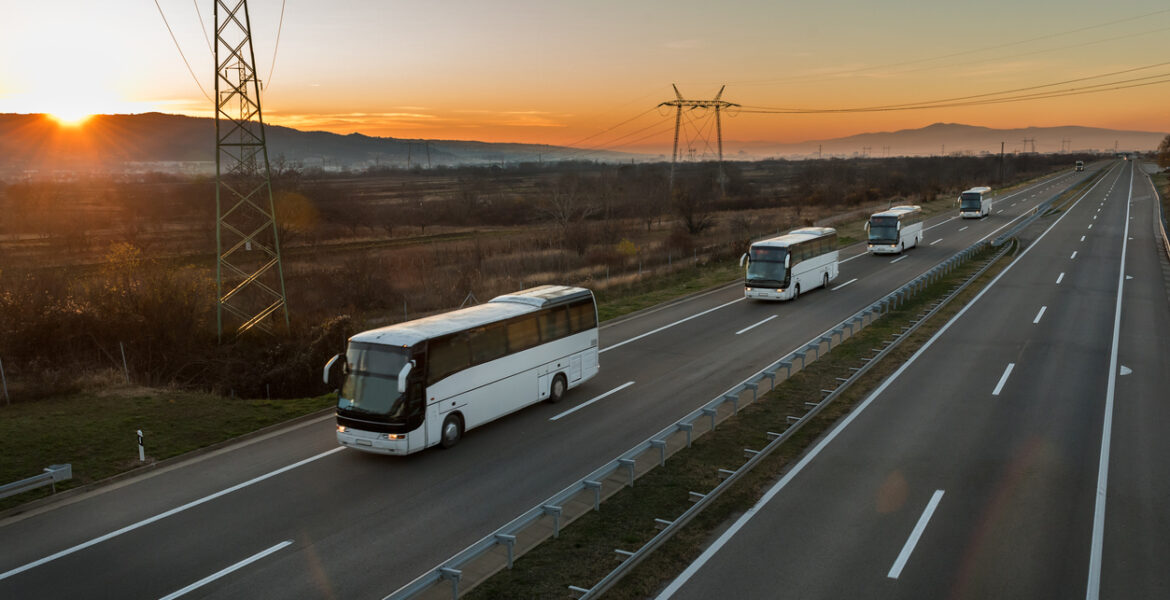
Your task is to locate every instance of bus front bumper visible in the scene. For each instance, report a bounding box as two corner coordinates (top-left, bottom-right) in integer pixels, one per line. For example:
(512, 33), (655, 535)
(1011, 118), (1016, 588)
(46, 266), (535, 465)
(868, 243), (899, 254)
(337, 427), (408, 455)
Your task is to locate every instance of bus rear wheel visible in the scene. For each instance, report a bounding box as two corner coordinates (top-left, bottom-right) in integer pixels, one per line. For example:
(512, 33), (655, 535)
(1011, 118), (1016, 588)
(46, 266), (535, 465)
(440, 414), (463, 449)
(548, 374), (567, 403)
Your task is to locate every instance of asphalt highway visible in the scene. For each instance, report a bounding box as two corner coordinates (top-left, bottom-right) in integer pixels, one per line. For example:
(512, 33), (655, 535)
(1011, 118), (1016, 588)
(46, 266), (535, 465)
(659, 160), (1169, 599)
(0, 166), (1097, 599)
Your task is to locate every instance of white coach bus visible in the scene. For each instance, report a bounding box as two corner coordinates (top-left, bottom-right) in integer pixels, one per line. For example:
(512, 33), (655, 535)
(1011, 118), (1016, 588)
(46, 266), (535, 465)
(958, 186), (993, 218)
(324, 285), (599, 455)
(866, 205), (923, 254)
(739, 227), (839, 301)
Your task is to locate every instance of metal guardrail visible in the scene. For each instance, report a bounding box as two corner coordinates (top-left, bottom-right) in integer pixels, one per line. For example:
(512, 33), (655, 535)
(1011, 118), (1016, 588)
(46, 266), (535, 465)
(385, 242), (992, 600)
(0, 464), (72, 500)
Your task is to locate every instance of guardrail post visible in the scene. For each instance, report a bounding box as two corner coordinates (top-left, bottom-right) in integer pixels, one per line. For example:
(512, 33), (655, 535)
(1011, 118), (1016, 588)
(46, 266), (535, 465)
(584, 480), (603, 511)
(677, 422), (694, 447)
(779, 360), (793, 378)
(723, 393), (739, 415)
(495, 534), (517, 568)
(792, 351), (806, 369)
(619, 458), (637, 487)
(820, 335), (833, 351)
(438, 567), (462, 599)
(543, 504), (563, 538)
(762, 368), (777, 390)
(805, 343), (820, 360)
(744, 381), (759, 402)
(650, 439), (667, 466)
(702, 407), (717, 431)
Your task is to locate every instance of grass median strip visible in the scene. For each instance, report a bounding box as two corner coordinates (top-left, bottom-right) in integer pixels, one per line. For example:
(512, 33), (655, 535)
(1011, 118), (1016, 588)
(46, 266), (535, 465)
(465, 242), (1014, 600)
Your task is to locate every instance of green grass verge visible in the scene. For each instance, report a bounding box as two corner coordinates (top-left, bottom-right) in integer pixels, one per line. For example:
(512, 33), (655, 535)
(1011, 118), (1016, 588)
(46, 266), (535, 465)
(0, 389), (333, 511)
(465, 242), (1015, 600)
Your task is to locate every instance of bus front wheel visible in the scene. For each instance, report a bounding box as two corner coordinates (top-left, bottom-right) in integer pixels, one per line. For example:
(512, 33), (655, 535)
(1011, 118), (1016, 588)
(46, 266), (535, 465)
(548, 374), (568, 403)
(440, 414), (463, 449)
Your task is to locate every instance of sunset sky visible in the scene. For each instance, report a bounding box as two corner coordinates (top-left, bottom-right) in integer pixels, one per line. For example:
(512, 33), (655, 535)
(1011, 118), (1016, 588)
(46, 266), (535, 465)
(2, 1), (1167, 153)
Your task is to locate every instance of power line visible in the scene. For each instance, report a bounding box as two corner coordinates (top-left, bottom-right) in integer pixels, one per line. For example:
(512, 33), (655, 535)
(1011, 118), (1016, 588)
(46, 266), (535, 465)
(739, 61), (1170, 114)
(700, 7), (1170, 88)
(153, 0), (211, 102)
(193, 0), (213, 55)
(265, 0), (288, 89)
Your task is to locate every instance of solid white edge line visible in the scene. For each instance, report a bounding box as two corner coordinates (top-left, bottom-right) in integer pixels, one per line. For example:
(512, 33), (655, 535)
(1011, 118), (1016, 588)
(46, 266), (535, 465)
(1057, 272), (1065, 284)
(549, 381), (635, 421)
(654, 167), (1110, 600)
(158, 540), (293, 600)
(890, 255), (908, 264)
(887, 490), (945, 579)
(830, 278), (858, 291)
(600, 298), (743, 354)
(735, 315), (778, 336)
(930, 239), (943, 246)
(992, 363), (1015, 396)
(0, 448), (344, 582)
(1086, 161), (1133, 600)
(1033, 306), (1047, 324)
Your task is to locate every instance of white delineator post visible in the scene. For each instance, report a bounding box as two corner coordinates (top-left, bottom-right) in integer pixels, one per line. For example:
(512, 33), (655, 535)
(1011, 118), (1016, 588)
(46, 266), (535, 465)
(137, 430), (145, 462)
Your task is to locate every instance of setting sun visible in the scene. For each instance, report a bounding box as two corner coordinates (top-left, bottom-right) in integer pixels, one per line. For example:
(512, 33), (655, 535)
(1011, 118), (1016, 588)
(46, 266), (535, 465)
(48, 110), (93, 127)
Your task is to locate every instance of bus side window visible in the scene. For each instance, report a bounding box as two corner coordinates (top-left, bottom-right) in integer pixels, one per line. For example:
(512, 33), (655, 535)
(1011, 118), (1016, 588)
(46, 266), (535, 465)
(428, 333), (470, 384)
(469, 324), (507, 366)
(540, 307), (570, 343)
(506, 314), (540, 353)
(569, 301), (596, 334)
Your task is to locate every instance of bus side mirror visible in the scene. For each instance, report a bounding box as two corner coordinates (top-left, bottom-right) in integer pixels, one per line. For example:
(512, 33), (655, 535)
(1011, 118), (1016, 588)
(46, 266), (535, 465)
(864, 222), (869, 232)
(739, 253), (748, 267)
(397, 360), (415, 394)
(897, 222), (902, 230)
(785, 255), (791, 268)
(323, 354), (341, 385)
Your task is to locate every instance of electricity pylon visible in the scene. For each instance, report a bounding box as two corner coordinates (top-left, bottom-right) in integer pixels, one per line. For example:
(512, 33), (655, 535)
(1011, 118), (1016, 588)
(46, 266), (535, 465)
(214, 0), (289, 339)
(659, 84), (739, 194)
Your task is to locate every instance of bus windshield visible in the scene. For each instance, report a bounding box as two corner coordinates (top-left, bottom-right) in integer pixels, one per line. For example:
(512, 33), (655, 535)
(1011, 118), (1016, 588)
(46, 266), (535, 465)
(960, 193), (983, 210)
(868, 216), (899, 243)
(338, 345), (411, 419)
(747, 247), (789, 286)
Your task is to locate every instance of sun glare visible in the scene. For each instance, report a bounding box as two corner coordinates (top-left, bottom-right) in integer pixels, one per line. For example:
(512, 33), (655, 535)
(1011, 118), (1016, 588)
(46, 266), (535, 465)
(49, 110), (94, 127)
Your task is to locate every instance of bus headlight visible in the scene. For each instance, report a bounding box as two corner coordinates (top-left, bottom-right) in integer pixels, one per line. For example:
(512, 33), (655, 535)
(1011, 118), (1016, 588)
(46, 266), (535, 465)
(384, 433), (405, 440)
(337, 425), (347, 433)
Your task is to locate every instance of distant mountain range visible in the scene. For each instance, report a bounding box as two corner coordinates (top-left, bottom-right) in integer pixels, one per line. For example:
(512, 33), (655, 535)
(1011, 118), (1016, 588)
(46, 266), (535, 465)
(0, 112), (638, 175)
(0, 114), (1164, 177)
(723, 122), (1166, 159)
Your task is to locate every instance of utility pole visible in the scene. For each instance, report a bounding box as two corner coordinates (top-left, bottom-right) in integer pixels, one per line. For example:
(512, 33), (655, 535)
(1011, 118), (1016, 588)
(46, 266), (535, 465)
(999, 141), (1005, 185)
(659, 84), (739, 196)
(425, 141), (431, 169)
(214, 0), (289, 339)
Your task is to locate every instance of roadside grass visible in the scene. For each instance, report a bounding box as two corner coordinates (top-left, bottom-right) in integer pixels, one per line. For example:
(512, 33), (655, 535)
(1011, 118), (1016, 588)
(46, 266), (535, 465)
(465, 242), (1015, 600)
(1153, 171), (1169, 223)
(0, 386), (332, 511)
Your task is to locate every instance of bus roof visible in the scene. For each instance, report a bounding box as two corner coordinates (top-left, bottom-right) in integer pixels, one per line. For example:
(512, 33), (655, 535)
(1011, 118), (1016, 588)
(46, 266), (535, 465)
(350, 285), (591, 347)
(872, 205), (921, 218)
(962, 186), (992, 194)
(752, 227), (837, 248)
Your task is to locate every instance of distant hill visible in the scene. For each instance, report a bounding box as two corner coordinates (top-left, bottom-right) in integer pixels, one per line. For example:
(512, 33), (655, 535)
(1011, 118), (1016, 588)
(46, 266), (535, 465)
(0, 112), (639, 175)
(724, 122), (1166, 158)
